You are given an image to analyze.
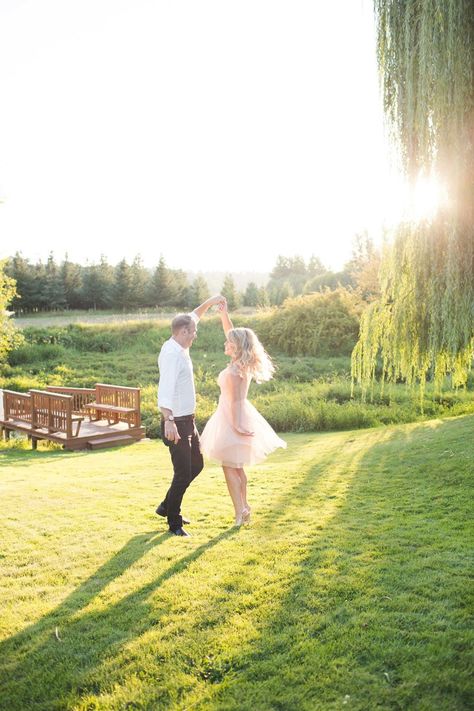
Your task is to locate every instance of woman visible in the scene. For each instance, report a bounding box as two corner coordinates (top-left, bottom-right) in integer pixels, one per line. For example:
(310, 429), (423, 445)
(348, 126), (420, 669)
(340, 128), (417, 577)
(200, 302), (286, 525)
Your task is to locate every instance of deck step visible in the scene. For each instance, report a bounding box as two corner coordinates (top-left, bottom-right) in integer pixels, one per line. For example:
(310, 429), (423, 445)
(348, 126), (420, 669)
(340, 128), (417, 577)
(87, 435), (136, 450)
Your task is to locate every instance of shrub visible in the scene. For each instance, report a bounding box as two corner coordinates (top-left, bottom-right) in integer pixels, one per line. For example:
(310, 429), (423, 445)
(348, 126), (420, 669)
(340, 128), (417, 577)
(258, 289), (361, 357)
(8, 343), (66, 365)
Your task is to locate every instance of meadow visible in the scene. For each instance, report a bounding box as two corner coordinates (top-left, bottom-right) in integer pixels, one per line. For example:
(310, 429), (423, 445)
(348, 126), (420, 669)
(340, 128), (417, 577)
(2, 313), (474, 441)
(0, 416), (472, 709)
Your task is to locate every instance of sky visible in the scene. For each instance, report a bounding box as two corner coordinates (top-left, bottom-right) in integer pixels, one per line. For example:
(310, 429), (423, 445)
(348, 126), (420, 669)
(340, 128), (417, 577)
(0, 0), (410, 273)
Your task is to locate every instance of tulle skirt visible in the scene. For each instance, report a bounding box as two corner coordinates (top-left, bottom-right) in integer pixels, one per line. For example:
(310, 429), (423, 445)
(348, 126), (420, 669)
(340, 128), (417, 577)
(200, 398), (286, 467)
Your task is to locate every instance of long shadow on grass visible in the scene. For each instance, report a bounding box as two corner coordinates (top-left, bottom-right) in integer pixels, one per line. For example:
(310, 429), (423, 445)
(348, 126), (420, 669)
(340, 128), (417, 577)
(198, 417), (474, 711)
(6, 420), (469, 710)
(0, 432), (356, 710)
(0, 527), (239, 710)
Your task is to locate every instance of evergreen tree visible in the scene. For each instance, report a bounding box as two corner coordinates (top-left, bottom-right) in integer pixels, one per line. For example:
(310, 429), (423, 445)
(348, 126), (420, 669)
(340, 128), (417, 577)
(97, 255), (115, 308)
(44, 253), (67, 310)
(113, 259), (133, 311)
(222, 274), (240, 310)
(129, 255), (150, 308)
(60, 255), (82, 309)
(81, 263), (104, 310)
(169, 269), (190, 308)
(31, 261), (48, 311)
(189, 276), (210, 306)
(6, 253), (36, 313)
(243, 281), (259, 307)
(149, 257), (176, 306)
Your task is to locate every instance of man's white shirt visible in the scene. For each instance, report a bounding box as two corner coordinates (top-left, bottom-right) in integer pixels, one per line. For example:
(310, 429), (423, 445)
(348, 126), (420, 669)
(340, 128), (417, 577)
(157, 314), (199, 417)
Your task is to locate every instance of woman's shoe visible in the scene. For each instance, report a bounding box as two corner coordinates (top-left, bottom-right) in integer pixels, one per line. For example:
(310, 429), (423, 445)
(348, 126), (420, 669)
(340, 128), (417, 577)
(234, 511), (245, 526)
(242, 507), (251, 524)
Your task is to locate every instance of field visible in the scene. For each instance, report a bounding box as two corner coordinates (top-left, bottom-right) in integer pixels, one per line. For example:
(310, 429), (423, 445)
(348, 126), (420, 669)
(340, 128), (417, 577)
(2, 313), (474, 439)
(1, 415), (473, 710)
(13, 310), (179, 329)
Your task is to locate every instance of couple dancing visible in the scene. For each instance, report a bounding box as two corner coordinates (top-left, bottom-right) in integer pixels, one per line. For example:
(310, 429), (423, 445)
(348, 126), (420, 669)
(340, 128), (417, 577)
(156, 294), (286, 536)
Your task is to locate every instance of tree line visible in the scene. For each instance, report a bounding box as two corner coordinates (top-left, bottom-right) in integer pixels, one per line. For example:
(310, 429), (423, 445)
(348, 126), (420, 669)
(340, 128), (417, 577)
(6, 234), (380, 314)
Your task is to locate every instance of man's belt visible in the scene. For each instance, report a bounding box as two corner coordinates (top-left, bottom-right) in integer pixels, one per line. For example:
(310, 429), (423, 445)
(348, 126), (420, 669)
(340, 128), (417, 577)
(173, 414), (195, 422)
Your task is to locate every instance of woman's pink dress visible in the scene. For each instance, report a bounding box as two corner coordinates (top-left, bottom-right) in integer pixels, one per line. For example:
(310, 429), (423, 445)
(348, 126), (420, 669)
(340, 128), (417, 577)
(200, 364), (286, 468)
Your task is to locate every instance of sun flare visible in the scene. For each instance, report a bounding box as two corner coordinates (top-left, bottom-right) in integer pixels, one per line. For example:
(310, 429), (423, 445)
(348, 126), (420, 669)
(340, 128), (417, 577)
(387, 172), (449, 226)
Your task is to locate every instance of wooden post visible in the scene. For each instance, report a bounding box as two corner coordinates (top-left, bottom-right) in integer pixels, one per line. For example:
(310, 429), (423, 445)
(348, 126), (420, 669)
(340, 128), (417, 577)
(48, 397), (53, 433)
(32, 395), (37, 430)
(66, 399), (72, 440)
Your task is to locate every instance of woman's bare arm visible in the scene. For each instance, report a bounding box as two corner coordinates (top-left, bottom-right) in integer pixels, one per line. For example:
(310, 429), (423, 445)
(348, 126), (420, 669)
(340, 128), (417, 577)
(219, 299), (234, 335)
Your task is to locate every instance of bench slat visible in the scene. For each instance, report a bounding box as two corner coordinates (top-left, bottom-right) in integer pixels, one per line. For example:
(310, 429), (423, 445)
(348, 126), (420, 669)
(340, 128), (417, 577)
(84, 403), (135, 413)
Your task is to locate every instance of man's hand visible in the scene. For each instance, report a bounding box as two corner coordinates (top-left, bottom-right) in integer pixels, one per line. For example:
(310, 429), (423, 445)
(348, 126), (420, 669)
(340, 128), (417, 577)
(209, 294), (226, 307)
(193, 294), (226, 319)
(164, 419), (181, 444)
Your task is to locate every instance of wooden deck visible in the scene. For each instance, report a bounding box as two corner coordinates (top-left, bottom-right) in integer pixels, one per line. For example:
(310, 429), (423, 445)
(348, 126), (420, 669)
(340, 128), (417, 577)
(1, 417), (146, 450)
(1, 384), (146, 451)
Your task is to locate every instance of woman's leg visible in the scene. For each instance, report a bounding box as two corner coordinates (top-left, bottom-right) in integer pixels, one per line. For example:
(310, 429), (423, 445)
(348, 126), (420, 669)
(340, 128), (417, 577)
(237, 468), (249, 511)
(223, 466), (244, 519)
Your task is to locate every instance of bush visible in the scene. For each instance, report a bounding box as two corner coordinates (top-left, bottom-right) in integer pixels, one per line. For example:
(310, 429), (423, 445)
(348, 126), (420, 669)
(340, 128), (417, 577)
(8, 343), (66, 365)
(257, 289), (361, 357)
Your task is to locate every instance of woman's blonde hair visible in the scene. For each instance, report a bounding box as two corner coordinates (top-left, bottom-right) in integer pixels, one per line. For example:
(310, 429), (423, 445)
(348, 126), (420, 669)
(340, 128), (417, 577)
(227, 327), (275, 383)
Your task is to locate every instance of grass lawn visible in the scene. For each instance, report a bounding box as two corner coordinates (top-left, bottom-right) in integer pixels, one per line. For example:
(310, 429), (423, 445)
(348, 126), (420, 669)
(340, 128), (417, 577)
(0, 416), (473, 710)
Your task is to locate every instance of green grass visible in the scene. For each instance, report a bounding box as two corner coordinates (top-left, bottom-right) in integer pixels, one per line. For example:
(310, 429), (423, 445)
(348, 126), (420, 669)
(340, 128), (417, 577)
(0, 415), (472, 710)
(2, 317), (474, 436)
(13, 310), (180, 329)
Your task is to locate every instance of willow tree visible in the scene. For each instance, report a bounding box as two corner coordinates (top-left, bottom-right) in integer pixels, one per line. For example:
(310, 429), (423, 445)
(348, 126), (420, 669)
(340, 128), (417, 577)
(352, 0), (474, 399)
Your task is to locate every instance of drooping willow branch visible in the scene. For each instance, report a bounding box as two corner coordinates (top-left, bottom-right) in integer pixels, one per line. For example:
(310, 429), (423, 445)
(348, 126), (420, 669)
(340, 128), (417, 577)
(352, 0), (474, 401)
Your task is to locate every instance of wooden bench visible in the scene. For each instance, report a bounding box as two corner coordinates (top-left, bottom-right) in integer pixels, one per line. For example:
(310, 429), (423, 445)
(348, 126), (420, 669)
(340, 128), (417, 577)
(30, 390), (84, 438)
(46, 386), (96, 414)
(83, 384), (141, 428)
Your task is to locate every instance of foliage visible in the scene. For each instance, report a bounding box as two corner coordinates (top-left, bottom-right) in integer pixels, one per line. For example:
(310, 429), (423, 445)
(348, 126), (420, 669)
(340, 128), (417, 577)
(0, 260), (24, 363)
(243, 281), (259, 307)
(353, 1), (474, 398)
(189, 275), (210, 306)
(7, 253), (196, 313)
(221, 274), (240, 309)
(267, 254), (328, 305)
(3, 316), (473, 436)
(343, 232), (382, 301)
(304, 270), (352, 293)
(258, 289), (361, 357)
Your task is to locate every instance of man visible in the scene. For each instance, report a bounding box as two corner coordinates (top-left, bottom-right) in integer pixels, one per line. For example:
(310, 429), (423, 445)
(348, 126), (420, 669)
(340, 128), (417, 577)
(156, 294), (225, 537)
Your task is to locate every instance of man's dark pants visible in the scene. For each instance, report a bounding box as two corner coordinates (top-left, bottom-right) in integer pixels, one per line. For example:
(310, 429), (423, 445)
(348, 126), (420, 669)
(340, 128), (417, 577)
(160, 415), (204, 531)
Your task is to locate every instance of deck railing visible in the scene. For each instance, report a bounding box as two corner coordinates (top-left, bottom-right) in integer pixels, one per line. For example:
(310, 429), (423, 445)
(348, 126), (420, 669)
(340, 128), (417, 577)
(3, 390), (32, 424)
(30, 390), (83, 438)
